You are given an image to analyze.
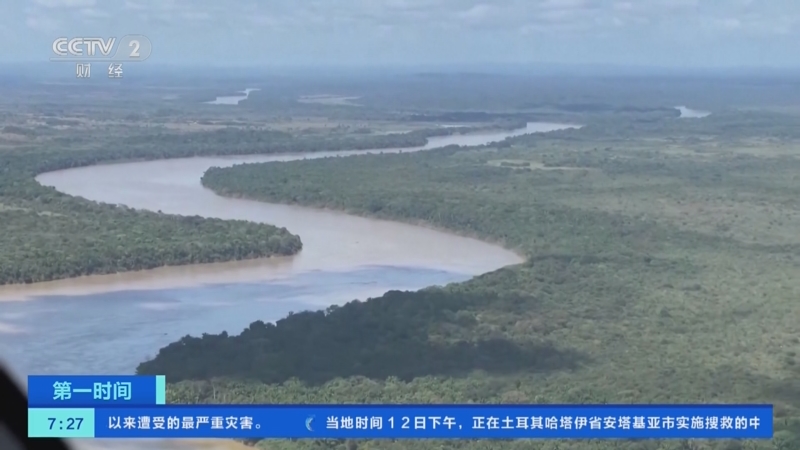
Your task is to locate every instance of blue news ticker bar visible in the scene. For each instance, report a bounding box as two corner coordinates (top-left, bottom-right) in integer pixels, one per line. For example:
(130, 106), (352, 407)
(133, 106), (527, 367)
(28, 375), (166, 407)
(29, 405), (773, 439)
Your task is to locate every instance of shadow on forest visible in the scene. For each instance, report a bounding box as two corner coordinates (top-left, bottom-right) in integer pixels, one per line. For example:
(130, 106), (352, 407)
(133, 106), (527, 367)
(137, 289), (587, 386)
(272, 337), (583, 386)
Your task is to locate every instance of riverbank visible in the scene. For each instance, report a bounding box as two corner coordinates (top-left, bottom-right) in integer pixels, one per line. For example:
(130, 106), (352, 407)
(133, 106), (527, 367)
(1, 123), (565, 450)
(0, 125), (557, 300)
(0, 125), (518, 291)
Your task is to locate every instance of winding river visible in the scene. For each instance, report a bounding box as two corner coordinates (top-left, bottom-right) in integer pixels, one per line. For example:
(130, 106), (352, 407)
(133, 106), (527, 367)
(0, 122), (576, 449)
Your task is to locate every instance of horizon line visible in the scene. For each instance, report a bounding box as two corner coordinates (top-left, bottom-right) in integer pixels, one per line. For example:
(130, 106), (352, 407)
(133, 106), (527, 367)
(2, 61), (800, 70)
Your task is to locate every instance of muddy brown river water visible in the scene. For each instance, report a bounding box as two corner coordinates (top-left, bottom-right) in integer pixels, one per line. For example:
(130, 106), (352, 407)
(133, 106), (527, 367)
(1, 122), (578, 449)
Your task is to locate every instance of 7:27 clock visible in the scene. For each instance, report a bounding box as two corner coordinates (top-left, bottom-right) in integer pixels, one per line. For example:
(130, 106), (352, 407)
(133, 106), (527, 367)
(29, 408), (94, 438)
(49, 417), (83, 431)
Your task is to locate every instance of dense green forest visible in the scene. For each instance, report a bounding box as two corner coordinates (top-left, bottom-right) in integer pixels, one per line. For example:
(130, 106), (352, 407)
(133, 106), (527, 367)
(0, 125), (490, 285)
(4, 77), (800, 448)
(137, 114), (800, 449)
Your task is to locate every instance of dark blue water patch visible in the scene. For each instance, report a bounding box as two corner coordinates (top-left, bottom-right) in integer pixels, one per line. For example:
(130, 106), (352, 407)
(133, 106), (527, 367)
(0, 265), (471, 378)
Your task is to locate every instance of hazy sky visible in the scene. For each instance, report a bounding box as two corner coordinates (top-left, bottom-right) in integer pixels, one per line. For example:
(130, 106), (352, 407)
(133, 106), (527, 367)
(3, 0), (800, 67)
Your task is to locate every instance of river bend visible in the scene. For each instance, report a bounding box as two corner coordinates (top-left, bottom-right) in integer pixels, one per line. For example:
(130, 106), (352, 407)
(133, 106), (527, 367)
(1, 122), (577, 450)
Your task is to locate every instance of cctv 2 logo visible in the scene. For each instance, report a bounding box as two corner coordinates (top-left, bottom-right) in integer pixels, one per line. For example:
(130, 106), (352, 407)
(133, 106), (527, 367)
(51, 35), (152, 61)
